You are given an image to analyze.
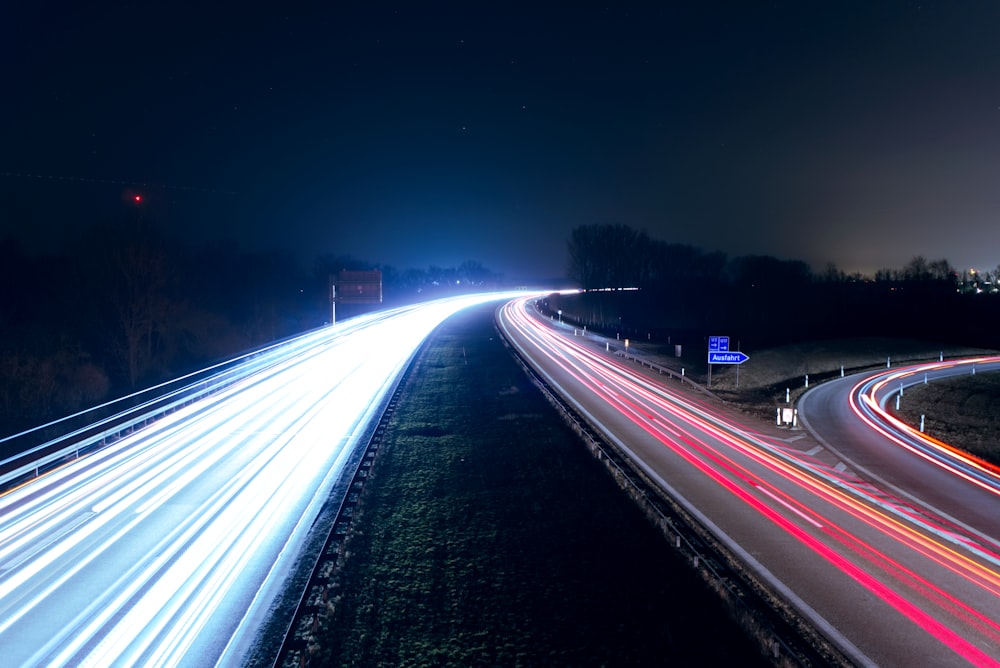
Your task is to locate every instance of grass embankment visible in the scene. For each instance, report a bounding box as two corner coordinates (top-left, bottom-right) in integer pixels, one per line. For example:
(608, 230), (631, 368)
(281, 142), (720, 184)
(319, 305), (768, 666)
(709, 338), (1000, 464)
(631, 336), (994, 427)
(651, 335), (1000, 463)
(893, 373), (1000, 466)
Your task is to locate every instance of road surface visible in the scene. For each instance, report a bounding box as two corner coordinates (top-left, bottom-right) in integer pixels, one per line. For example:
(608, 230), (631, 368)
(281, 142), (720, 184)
(799, 357), (1000, 558)
(0, 293), (525, 668)
(498, 296), (1000, 666)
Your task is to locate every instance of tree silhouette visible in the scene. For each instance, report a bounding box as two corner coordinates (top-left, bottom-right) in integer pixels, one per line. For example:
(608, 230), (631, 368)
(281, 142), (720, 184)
(567, 224), (651, 289)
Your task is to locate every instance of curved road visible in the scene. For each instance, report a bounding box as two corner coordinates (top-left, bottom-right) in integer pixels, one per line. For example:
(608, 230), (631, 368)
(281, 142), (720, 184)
(498, 296), (1000, 667)
(799, 357), (1000, 563)
(0, 293), (525, 668)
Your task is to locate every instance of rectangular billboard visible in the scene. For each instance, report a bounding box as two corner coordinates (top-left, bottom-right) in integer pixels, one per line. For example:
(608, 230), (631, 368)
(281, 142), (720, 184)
(336, 270), (382, 304)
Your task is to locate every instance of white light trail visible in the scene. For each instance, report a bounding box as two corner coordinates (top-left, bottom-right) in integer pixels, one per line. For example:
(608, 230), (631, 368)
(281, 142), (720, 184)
(0, 291), (534, 667)
(850, 357), (1000, 496)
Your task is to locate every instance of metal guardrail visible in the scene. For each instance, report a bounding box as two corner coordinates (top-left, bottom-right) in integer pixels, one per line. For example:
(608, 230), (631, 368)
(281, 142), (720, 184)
(0, 326), (337, 495)
(498, 323), (849, 667)
(613, 350), (719, 398)
(0, 364), (255, 494)
(267, 391), (399, 668)
(266, 331), (427, 668)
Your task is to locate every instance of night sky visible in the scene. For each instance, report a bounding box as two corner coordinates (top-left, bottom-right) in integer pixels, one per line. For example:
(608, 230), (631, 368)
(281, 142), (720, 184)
(4, 2), (1000, 280)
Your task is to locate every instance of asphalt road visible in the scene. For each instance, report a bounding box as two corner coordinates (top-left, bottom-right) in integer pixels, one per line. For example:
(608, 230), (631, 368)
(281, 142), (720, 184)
(498, 296), (1000, 667)
(0, 320), (396, 667)
(0, 293), (525, 668)
(798, 358), (1000, 561)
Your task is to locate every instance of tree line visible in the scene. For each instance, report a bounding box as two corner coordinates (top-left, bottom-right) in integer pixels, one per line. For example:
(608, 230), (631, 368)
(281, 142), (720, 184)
(566, 223), (989, 291)
(5, 218), (995, 436)
(0, 224), (501, 436)
(560, 223), (1000, 351)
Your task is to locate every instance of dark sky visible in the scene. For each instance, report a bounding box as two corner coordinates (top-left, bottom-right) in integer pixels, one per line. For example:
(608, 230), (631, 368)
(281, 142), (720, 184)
(4, 1), (1000, 280)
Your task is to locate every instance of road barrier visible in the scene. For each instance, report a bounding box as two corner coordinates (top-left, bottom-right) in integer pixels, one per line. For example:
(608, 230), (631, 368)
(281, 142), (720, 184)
(0, 327), (341, 495)
(499, 323), (852, 668)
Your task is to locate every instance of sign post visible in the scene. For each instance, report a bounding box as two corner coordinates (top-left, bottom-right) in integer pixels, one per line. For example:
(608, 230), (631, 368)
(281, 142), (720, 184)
(707, 336), (749, 388)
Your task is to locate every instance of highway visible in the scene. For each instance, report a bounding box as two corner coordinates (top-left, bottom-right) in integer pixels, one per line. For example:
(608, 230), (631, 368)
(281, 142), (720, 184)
(497, 296), (1000, 666)
(799, 357), (1000, 560)
(0, 293), (524, 668)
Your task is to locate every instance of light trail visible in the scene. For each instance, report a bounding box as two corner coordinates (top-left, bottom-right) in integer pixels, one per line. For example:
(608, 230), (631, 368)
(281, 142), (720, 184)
(0, 292), (531, 668)
(498, 296), (1000, 665)
(849, 357), (1000, 496)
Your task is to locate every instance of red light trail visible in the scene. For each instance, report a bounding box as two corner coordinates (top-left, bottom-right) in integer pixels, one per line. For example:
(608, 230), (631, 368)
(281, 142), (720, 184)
(499, 296), (1000, 665)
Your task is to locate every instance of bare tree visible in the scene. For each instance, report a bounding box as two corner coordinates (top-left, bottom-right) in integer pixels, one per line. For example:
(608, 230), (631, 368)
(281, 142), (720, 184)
(567, 224), (651, 289)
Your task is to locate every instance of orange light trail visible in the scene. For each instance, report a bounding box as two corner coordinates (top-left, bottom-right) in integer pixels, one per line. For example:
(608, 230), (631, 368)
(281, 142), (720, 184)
(499, 297), (1000, 665)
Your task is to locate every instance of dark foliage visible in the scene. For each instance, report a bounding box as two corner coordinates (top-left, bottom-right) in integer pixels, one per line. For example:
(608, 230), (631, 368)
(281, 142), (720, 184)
(0, 224), (502, 438)
(563, 224), (1000, 352)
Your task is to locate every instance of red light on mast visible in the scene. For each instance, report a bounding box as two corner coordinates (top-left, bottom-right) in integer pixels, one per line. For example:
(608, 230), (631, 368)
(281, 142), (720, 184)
(134, 195), (142, 203)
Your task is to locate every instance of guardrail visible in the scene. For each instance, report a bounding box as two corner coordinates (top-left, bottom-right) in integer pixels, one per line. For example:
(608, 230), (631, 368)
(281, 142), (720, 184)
(0, 326), (337, 495)
(613, 350), (719, 398)
(498, 323), (850, 667)
(268, 370), (408, 668)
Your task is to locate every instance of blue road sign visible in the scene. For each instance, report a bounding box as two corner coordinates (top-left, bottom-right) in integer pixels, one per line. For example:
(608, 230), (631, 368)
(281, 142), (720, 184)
(708, 336), (729, 352)
(708, 351), (749, 365)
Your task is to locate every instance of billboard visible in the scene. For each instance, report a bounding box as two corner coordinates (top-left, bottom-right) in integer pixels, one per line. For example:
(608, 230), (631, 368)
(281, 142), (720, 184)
(335, 270), (382, 304)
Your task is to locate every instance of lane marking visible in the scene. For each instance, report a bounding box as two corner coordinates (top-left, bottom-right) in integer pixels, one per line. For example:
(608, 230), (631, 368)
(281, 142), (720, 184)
(0, 511), (97, 574)
(756, 485), (824, 529)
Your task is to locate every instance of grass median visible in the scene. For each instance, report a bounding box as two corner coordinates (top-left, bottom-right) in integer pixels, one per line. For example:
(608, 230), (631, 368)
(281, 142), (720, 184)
(894, 372), (1000, 465)
(319, 304), (767, 666)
